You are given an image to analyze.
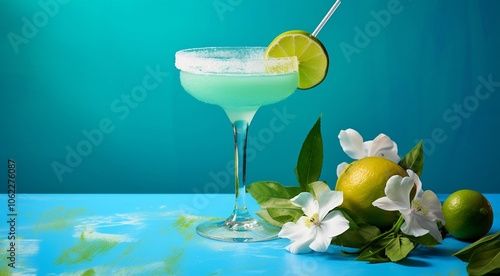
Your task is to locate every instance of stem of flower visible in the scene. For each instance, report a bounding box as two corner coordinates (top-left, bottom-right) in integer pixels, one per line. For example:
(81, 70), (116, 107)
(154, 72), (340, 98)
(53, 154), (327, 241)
(347, 215), (405, 254)
(392, 215), (405, 234)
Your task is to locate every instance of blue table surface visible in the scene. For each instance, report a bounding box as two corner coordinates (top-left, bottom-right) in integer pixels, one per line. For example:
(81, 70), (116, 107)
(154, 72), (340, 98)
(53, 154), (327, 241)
(1, 193), (498, 275)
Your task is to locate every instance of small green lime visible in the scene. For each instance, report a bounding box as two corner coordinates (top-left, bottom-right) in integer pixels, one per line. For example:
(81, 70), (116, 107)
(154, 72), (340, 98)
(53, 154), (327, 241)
(442, 189), (493, 241)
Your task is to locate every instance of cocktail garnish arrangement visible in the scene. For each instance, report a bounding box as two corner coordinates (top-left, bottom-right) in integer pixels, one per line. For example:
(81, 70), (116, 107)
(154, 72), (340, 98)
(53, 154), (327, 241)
(174, 0), (341, 242)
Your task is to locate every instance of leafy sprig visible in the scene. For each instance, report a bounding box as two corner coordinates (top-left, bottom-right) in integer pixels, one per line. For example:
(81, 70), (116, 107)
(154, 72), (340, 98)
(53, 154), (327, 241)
(247, 115), (437, 263)
(342, 215), (440, 262)
(398, 140), (424, 176)
(454, 231), (500, 275)
(295, 115), (323, 190)
(248, 116), (324, 227)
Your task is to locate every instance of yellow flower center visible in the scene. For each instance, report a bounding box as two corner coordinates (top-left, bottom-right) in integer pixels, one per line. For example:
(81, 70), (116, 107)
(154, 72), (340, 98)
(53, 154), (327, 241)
(304, 213), (320, 228)
(412, 199), (429, 215)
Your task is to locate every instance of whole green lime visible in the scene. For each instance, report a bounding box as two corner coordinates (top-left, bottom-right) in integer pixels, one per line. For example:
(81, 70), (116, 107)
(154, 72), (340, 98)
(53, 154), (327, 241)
(442, 189), (493, 241)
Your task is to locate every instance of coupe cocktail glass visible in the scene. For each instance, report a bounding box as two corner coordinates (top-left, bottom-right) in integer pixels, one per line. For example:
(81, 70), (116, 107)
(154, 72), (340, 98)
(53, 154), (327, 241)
(175, 47), (299, 242)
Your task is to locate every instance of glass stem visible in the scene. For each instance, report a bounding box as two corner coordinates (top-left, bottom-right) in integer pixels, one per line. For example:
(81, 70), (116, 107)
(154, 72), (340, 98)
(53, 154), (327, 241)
(233, 120), (249, 212)
(226, 120), (255, 228)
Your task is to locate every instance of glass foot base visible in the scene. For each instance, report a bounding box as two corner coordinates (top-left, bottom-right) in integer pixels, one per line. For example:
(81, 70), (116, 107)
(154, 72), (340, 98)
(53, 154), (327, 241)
(196, 218), (280, 242)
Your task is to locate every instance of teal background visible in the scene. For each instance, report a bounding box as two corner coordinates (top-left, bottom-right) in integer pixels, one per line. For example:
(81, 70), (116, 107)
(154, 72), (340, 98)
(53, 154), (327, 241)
(1, 0), (499, 194)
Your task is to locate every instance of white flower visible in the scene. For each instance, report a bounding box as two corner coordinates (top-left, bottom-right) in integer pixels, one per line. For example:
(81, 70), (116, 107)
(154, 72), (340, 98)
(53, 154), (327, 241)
(337, 129), (400, 176)
(372, 169), (445, 242)
(278, 190), (350, 254)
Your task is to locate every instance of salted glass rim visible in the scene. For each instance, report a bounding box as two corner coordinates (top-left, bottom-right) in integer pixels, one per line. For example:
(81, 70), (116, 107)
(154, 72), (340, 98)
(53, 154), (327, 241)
(174, 46), (298, 75)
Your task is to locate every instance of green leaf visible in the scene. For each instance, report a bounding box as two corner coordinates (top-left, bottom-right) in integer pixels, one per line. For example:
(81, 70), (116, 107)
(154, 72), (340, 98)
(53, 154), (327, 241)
(256, 209), (285, 228)
(333, 210), (381, 249)
(467, 239), (500, 276)
(355, 236), (393, 263)
(454, 231), (500, 262)
(284, 186), (302, 198)
(307, 181), (331, 198)
(406, 233), (440, 247)
(247, 181), (301, 209)
(452, 231), (500, 275)
(266, 208), (303, 225)
(334, 222), (381, 249)
(295, 116), (323, 191)
(386, 236), (415, 262)
(399, 140), (424, 176)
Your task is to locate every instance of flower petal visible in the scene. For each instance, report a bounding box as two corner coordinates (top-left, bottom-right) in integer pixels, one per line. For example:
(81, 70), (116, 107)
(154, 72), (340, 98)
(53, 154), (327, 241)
(338, 129), (366, 159)
(309, 227), (333, 252)
(401, 214), (429, 238)
(285, 227), (316, 254)
(397, 174), (417, 203)
(317, 190), (343, 221)
(362, 140), (373, 156)
(336, 162), (348, 177)
(373, 175), (412, 212)
(278, 218), (309, 241)
(372, 196), (401, 211)
(366, 134), (400, 163)
(286, 240), (313, 254)
(414, 215), (443, 242)
(406, 170), (422, 199)
(421, 190), (445, 223)
(291, 192), (318, 217)
(321, 211), (350, 237)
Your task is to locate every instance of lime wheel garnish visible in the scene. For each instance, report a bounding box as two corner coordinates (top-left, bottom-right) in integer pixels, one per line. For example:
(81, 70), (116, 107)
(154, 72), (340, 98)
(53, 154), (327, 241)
(265, 30), (329, 90)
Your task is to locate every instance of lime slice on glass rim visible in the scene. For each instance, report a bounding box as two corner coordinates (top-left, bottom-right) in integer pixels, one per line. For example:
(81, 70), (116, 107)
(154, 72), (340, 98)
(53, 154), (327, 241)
(265, 30), (329, 90)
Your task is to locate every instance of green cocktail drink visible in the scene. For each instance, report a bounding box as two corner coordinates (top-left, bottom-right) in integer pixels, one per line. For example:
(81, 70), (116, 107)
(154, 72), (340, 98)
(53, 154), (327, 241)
(180, 70), (298, 122)
(177, 47), (298, 122)
(175, 47), (299, 242)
